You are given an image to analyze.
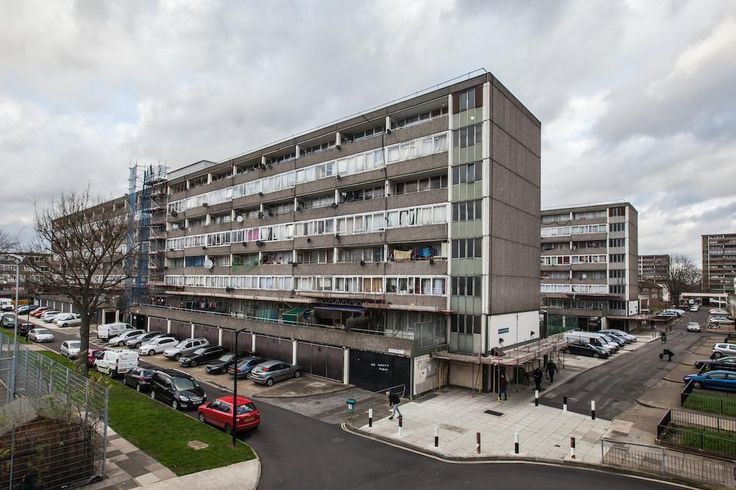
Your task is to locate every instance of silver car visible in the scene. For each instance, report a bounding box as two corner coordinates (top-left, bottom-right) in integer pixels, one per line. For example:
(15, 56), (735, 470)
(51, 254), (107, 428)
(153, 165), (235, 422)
(28, 328), (55, 343)
(163, 338), (209, 361)
(60, 340), (81, 359)
(108, 329), (145, 347)
(248, 360), (302, 386)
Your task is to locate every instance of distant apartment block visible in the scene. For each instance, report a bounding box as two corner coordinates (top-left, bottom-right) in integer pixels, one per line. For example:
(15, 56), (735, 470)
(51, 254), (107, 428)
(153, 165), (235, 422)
(702, 233), (736, 294)
(638, 254), (670, 282)
(540, 202), (639, 332)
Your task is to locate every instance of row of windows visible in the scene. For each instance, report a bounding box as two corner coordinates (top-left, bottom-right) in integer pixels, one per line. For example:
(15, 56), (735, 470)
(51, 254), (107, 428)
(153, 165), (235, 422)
(164, 274), (447, 296)
(450, 276), (482, 297)
(452, 238), (483, 259)
(168, 132), (449, 213)
(541, 224), (608, 238)
(540, 254), (607, 266)
(165, 204), (448, 250)
(395, 175), (448, 194)
(451, 200), (483, 222)
(391, 107), (448, 130)
(451, 314), (482, 335)
(540, 284), (608, 294)
(452, 161), (482, 185)
(453, 124), (483, 149)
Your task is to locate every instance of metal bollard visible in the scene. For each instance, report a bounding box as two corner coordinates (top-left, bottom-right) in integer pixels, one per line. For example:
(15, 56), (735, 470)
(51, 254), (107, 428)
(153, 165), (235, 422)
(476, 432), (481, 454)
(570, 436), (576, 459)
(562, 396), (568, 412)
(514, 432), (519, 454)
(398, 415), (403, 428)
(368, 408), (373, 428)
(591, 400), (596, 420)
(434, 426), (439, 447)
(535, 389), (539, 407)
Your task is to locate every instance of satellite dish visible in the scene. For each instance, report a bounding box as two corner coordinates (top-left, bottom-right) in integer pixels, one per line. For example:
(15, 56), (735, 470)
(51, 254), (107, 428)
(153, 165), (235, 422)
(203, 258), (214, 270)
(236, 215), (244, 223)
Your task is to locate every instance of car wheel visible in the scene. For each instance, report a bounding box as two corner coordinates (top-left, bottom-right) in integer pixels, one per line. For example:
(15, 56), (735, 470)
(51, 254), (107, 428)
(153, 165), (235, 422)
(62, 323), (68, 328)
(150, 390), (156, 400)
(174, 354), (181, 361)
(294, 370), (302, 378)
(198, 413), (206, 423)
(191, 361), (198, 368)
(266, 378), (274, 387)
(714, 352), (723, 359)
(148, 349), (155, 356)
(172, 400), (179, 410)
(118, 341), (124, 347)
(694, 382), (702, 389)
(136, 383), (142, 393)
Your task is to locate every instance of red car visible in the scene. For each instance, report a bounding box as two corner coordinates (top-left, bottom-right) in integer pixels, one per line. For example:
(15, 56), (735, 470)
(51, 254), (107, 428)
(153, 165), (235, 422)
(31, 307), (50, 318)
(197, 395), (260, 433)
(87, 348), (106, 367)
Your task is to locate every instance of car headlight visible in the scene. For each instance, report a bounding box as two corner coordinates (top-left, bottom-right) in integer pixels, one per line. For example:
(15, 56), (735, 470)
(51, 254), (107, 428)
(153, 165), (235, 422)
(178, 394), (189, 401)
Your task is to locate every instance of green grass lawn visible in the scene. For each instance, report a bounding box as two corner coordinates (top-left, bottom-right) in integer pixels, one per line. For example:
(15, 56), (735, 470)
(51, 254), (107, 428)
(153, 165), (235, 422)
(35, 350), (255, 476)
(683, 389), (736, 418)
(671, 425), (736, 458)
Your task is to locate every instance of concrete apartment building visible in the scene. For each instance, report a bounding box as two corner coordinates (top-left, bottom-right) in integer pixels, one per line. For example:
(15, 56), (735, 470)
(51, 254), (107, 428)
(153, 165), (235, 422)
(638, 254), (670, 282)
(540, 202), (639, 333)
(40, 72), (541, 396)
(702, 233), (736, 295)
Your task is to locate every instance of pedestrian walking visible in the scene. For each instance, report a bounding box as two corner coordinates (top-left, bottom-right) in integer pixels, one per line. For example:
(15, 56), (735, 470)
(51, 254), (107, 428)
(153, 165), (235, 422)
(660, 331), (667, 343)
(498, 370), (508, 401)
(532, 367), (543, 392)
(386, 391), (402, 420)
(545, 360), (558, 384)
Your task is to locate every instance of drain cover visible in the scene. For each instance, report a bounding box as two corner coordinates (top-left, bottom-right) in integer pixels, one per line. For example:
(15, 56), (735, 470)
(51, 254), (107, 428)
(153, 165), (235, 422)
(484, 409), (503, 416)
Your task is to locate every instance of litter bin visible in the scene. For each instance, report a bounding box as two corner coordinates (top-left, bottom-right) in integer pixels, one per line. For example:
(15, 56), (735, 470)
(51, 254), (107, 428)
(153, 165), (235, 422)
(345, 398), (357, 413)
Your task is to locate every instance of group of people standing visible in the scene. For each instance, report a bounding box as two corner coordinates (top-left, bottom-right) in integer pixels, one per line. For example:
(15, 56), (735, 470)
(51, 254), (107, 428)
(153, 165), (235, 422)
(497, 359), (559, 401)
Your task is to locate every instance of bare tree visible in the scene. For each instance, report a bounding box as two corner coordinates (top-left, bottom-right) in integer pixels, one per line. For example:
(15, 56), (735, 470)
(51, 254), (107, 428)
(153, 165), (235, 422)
(25, 189), (135, 374)
(0, 229), (18, 253)
(664, 254), (701, 307)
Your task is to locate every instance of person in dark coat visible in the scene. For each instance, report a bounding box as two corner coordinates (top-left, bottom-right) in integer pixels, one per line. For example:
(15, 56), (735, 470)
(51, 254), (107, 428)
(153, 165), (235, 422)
(545, 360), (558, 384)
(532, 367), (543, 392)
(498, 370), (508, 401)
(659, 349), (674, 361)
(386, 391), (402, 420)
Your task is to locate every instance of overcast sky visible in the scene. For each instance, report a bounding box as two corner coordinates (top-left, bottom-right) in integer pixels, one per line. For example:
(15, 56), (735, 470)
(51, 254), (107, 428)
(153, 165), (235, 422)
(1, 0), (735, 263)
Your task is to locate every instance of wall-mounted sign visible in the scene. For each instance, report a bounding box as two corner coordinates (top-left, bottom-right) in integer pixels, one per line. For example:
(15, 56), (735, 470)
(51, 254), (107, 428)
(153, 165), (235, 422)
(498, 327), (510, 334)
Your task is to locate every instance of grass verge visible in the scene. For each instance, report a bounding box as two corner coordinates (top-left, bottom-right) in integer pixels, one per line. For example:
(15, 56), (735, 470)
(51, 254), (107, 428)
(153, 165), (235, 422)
(665, 424), (736, 458)
(683, 389), (736, 418)
(36, 350), (255, 476)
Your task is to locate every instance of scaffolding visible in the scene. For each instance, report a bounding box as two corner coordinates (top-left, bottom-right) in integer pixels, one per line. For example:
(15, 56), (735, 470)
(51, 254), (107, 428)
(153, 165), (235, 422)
(126, 164), (167, 308)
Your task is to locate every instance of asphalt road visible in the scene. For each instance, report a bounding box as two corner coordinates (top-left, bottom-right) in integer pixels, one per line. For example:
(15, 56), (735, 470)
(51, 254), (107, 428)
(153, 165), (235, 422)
(22, 325), (683, 490)
(541, 310), (713, 419)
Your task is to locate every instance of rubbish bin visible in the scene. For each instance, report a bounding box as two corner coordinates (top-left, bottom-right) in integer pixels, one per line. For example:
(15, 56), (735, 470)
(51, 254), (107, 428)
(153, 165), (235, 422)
(345, 398), (357, 413)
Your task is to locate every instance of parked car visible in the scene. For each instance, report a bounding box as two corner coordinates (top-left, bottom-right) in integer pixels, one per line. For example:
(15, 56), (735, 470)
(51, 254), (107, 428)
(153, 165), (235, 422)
(229, 356), (268, 378)
(149, 369), (207, 410)
(126, 331), (166, 348)
(562, 341), (609, 359)
(55, 313), (82, 328)
(248, 360), (302, 386)
(41, 310), (61, 323)
(710, 316), (735, 326)
(163, 337), (209, 361)
(60, 340), (81, 359)
(123, 367), (156, 392)
(88, 348), (106, 367)
(179, 345), (226, 367)
(695, 356), (736, 372)
(139, 336), (179, 356)
(206, 352), (250, 375)
(563, 332), (614, 355)
(107, 329), (145, 347)
(1, 313), (16, 329)
(599, 329), (636, 343)
(711, 344), (736, 359)
(16, 305), (32, 315)
(28, 328), (55, 343)
(597, 332), (626, 348)
(30, 306), (49, 318)
(95, 349), (139, 376)
(197, 395), (260, 434)
(710, 308), (728, 316)
(18, 322), (33, 337)
(0, 299), (13, 311)
(690, 304), (701, 312)
(686, 322), (702, 332)
(683, 370), (736, 392)
(96, 322), (135, 341)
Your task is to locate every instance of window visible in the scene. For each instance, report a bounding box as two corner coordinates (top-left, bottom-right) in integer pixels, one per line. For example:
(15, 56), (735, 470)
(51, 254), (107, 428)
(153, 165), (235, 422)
(609, 269), (626, 279)
(609, 254), (625, 263)
(542, 214), (568, 224)
(395, 175), (447, 195)
(452, 238), (483, 258)
(609, 238), (625, 248)
(610, 285), (625, 294)
(452, 200), (483, 222)
(340, 186), (384, 203)
(453, 124), (483, 149)
(451, 314), (482, 334)
(451, 276), (482, 297)
(452, 162), (483, 184)
(573, 210), (607, 220)
(185, 256), (205, 267)
(453, 86), (483, 113)
(609, 207), (626, 217)
(610, 222), (625, 232)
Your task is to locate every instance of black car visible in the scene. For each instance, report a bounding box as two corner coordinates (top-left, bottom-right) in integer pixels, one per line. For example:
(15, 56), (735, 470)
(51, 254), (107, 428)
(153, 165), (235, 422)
(205, 352), (250, 374)
(563, 342), (609, 359)
(179, 346), (227, 367)
(149, 369), (207, 410)
(123, 367), (156, 392)
(695, 356), (736, 372)
(18, 322), (33, 337)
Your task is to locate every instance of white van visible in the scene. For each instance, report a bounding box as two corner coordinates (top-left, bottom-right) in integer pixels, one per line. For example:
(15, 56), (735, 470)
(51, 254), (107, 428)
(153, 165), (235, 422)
(0, 299), (13, 312)
(96, 322), (134, 341)
(563, 331), (614, 355)
(95, 349), (139, 376)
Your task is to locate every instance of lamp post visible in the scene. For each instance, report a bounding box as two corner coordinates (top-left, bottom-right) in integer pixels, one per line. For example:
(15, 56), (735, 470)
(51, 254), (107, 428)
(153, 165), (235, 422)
(4, 253), (23, 402)
(231, 327), (247, 447)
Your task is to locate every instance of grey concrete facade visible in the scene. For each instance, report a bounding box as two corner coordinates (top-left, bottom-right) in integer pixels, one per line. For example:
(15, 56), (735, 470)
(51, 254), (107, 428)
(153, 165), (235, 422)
(702, 233), (736, 294)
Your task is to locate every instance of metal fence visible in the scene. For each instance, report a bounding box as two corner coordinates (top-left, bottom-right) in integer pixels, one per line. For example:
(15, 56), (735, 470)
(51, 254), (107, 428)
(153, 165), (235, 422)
(681, 380), (736, 417)
(601, 438), (736, 488)
(657, 408), (736, 459)
(0, 334), (109, 489)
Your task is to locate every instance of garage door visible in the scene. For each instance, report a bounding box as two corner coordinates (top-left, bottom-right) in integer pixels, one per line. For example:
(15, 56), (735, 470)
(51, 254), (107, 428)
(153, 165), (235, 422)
(220, 330), (253, 354)
(255, 335), (292, 363)
(349, 350), (410, 393)
(170, 320), (190, 340)
(149, 317), (167, 332)
(296, 342), (343, 381)
(194, 324), (219, 346)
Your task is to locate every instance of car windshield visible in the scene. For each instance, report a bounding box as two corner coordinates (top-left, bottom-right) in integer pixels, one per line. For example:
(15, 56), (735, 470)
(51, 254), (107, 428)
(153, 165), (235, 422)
(218, 354), (234, 362)
(172, 377), (198, 391)
(236, 402), (257, 414)
(69, 341), (81, 348)
(192, 348), (207, 355)
(35, 329), (50, 334)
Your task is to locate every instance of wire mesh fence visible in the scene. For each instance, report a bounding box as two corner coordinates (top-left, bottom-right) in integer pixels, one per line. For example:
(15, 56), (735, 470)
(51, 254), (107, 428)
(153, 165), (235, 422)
(601, 438), (736, 488)
(0, 333), (109, 489)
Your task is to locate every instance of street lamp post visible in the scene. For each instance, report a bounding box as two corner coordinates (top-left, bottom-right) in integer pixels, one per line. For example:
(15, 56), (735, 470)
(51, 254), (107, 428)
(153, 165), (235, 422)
(5, 254), (23, 402)
(231, 327), (247, 447)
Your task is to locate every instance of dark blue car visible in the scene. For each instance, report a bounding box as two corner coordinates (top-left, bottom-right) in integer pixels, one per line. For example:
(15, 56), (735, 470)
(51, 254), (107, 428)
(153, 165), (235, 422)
(228, 356), (267, 379)
(683, 370), (736, 392)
